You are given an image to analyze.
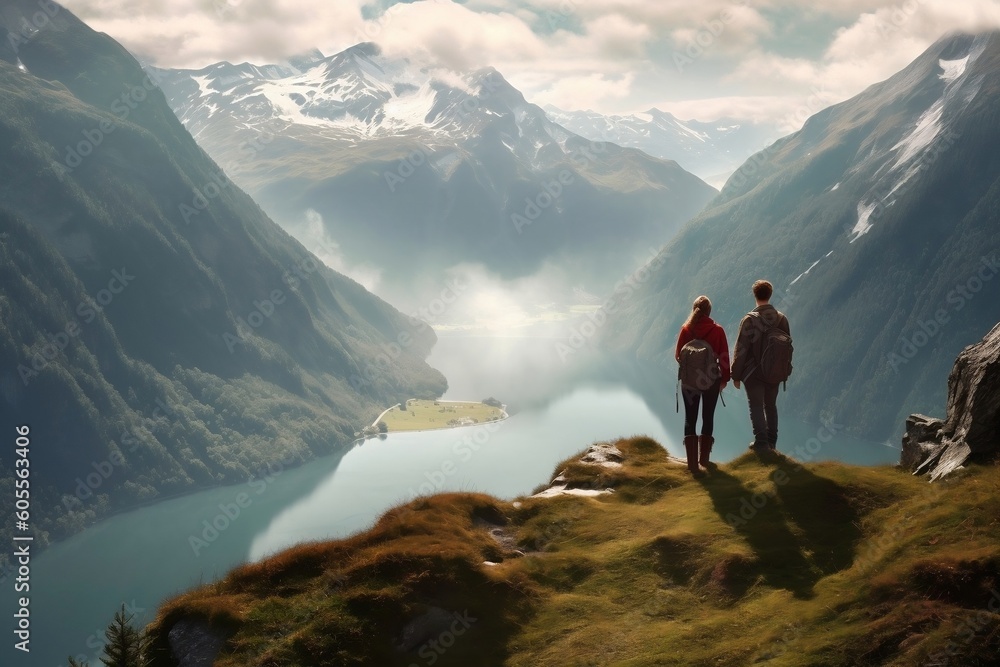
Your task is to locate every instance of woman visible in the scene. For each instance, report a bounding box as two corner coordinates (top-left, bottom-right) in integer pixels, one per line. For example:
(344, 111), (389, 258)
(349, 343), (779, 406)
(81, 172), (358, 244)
(675, 295), (730, 477)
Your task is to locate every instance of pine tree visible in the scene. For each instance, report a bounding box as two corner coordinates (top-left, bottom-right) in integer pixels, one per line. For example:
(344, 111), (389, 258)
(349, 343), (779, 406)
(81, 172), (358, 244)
(100, 603), (149, 667)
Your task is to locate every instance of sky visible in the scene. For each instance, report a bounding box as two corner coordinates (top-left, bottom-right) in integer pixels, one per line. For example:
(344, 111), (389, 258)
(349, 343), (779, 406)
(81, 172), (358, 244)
(61, 0), (1000, 125)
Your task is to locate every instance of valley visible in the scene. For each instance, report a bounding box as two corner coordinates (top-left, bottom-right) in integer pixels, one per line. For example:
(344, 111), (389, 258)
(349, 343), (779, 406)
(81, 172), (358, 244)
(3, 2), (1000, 666)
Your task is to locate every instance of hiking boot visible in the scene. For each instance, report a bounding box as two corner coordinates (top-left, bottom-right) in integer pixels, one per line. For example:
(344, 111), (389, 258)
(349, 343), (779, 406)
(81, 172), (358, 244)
(684, 435), (704, 478)
(698, 435), (715, 469)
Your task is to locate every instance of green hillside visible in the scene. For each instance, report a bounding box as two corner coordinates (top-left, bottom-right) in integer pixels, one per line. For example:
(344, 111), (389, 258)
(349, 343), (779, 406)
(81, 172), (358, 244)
(147, 436), (1000, 666)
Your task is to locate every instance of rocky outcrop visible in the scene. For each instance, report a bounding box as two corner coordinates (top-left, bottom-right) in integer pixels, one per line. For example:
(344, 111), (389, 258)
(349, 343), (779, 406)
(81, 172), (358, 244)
(531, 443), (623, 498)
(902, 322), (1000, 480)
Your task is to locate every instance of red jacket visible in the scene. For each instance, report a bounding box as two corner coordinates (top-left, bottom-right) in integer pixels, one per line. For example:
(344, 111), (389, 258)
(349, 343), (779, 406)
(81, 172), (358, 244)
(675, 316), (731, 384)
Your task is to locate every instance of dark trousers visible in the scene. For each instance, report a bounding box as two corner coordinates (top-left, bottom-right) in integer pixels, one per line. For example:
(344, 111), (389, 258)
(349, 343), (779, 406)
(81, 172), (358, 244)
(682, 380), (721, 437)
(744, 378), (779, 447)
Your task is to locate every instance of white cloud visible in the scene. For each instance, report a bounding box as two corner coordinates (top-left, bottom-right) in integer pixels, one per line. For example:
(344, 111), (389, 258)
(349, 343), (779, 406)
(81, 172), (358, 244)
(295, 209), (382, 293)
(710, 0), (1000, 125)
(654, 94), (808, 124)
(529, 72), (637, 111)
(59, 0), (1000, 128)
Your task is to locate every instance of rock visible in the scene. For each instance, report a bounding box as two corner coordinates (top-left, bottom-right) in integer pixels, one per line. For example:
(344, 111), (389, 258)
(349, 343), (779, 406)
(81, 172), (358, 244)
(529, 443), (627, 497)
(167, 618), (227, 667)
(902, 322), (1000, 480)
(900, 414), (944, 470)
(578, 443), (624, 467)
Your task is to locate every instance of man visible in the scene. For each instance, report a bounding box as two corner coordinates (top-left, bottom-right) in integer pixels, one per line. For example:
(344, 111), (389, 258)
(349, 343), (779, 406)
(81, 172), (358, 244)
(731, 280), (790, 452)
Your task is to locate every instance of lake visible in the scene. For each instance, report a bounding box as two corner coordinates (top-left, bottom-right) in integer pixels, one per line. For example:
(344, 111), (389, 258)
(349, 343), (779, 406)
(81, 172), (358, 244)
(3, 333), (900, 667)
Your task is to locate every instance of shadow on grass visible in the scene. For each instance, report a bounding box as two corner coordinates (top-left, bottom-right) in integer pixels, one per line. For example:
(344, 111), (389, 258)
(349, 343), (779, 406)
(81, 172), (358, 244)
(700, 466), (820, 599)
(771, 458), (863, 575)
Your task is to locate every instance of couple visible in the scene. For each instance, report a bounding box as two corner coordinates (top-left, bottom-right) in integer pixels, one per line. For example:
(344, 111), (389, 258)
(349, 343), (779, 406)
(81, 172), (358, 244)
(674, 280), (791, 477)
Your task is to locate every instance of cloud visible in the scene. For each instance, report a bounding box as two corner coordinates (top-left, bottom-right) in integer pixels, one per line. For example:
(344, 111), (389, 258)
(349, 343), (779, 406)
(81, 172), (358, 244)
(296, 209), (382, 293)
(375, 1), (547, 71)
(63, 0), (369, 67)
(528, 72), (637, 111)
(703, 0), (1000, 125)
(59, 0), (1000, 127)
(654, 94), (810, 124)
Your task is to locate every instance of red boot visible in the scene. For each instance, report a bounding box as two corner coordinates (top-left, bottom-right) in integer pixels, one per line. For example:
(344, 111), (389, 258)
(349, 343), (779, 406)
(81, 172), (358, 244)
(684, 435), (704, 478)
(699, 435), (716, 470)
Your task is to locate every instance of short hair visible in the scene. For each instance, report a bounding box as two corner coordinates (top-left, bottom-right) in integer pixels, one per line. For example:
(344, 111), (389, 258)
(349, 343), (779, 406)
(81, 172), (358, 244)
(752, 280), (773, 301)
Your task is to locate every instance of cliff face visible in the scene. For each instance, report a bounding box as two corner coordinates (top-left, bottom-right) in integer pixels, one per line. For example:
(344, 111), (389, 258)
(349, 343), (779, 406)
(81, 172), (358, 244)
(902, 322), (1000, 480)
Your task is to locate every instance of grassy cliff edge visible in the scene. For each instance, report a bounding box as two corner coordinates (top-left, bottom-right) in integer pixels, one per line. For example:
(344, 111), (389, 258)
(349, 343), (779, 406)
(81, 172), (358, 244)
(148, 437), (1000, 666)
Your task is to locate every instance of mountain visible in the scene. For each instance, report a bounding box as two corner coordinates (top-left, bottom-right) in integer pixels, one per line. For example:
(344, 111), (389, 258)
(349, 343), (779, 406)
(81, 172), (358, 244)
(149, 436), (1000, 666)
(151, 46), (717, 314)
(602, 31), (1000, 443)
(544, 106), (781, 188)
(0, 0), (445, 545)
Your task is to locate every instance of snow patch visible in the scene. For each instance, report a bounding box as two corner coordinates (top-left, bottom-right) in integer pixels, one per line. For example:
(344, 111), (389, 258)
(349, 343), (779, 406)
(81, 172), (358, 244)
(191, 74), (215, 99)
(939, 56), (969, 84)
(850, 201), (879, 242)
(381, 82), (437, 129)
(672, 118), (707, 143)
(790, 259), (822, 286)
(259, 79), (335, 128)
(891, 99), (943, 168)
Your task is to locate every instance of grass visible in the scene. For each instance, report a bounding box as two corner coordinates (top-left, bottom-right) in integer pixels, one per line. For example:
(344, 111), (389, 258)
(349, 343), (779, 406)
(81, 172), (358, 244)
(146, 437), (1000, 666)
(379, 399), (505, 432)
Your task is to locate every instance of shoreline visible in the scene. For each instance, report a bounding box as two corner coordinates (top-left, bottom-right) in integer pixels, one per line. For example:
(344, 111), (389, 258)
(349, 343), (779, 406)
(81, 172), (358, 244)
(362, 399), (509, 437)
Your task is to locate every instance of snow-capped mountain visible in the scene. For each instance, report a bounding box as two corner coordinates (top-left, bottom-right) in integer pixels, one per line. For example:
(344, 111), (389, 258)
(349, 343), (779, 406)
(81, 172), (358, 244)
(161, 43), (607, 167)
(605, 31), (1000, 442)
(152, 45), (716, 314)
(544, 106), (781, 188)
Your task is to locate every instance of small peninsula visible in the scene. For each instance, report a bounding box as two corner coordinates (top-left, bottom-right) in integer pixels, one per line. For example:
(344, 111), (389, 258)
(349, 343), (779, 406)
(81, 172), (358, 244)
(360, 398), (508, 437)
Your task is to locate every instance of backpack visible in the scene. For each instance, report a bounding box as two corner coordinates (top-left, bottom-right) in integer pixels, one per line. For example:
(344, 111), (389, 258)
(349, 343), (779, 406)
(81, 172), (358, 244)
(750, 312), (793, 387)
(678, 339), (721, 392)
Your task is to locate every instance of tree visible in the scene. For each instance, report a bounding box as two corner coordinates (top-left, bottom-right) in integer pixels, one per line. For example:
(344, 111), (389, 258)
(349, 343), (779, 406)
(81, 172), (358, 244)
(377, 421), (388, 434)
(100, 603), (150, 667)
(482, 397), (503, 408)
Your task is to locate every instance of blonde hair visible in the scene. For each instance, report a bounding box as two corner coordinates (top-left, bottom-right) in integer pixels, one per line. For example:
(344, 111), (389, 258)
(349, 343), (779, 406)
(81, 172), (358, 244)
(684, 295), (712, 328)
